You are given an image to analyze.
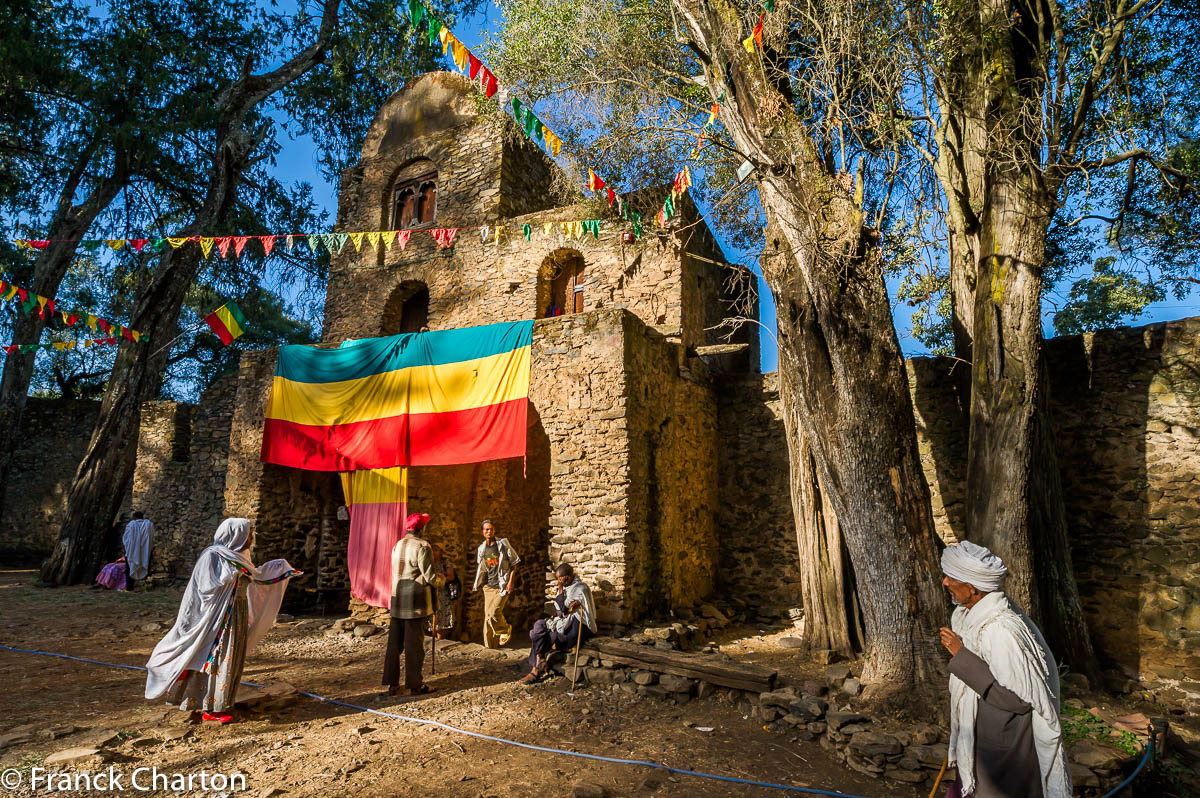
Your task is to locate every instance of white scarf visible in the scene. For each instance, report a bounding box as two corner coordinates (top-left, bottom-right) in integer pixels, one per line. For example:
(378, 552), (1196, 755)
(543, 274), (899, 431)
(948, 591), (1071, 798)
(145, 518), (296, 700)
(549, 578), (597, 635)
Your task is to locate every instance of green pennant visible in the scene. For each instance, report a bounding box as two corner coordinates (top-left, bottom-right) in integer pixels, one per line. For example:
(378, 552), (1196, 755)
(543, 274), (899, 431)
(307, 234), (322, 254)
(522, 224), (532, 242)
(427, 18), (441, 47)
(584, 220), (600, 239)
(333, 233), (350, 253)
(765, 0), (774, 10)
(321, 233), (340, 254)
(21, 297), (37, 315)
(19, 344), (37, 354)
(663, 196), (675, 219)
(512, 97), (523, 120)
(81, 240), (102, 253)
(524, 110), (540, 141)
(408, 0), (424, 28)
(630, 212), (643, 239)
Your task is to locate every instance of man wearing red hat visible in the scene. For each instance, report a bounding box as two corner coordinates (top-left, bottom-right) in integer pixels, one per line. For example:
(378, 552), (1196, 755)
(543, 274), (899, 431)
(383, 511), (443, 695)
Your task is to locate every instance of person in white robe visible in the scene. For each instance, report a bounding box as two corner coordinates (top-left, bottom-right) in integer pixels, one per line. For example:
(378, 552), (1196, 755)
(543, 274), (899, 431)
(939, 540), (1071, 798)
(520, 562), (596, 684)
(121, 512), (154, 590)
(144, 518), (299, 723)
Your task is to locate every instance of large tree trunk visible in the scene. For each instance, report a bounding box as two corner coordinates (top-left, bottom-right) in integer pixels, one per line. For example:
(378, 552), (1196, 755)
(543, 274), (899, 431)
(677, 0), (949, 706)
(40, 0), (342, 584)
(0, 144), (126, 523)
(791, 408), (861, 658)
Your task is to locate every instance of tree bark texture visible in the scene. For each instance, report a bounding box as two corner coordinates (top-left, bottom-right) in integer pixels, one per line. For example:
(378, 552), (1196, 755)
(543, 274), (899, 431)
(0, 145), (126, 525)
(791, 428), (862, 657)
(941, 0), (1097, 677)
(676, 0), (948, 706)
(39, 0), (343, 584)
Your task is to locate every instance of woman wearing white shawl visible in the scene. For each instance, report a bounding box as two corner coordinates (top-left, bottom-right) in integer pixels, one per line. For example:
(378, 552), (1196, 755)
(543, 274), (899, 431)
(145, 518), (299, 723)
(939, 541), (1071, 798)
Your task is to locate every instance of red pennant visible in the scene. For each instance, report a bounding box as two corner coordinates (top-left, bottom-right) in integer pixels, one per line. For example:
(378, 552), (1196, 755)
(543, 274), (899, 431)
(259, 235), (278, 257)
(607, 186), (616, 206)
(4, 346), (16, 355)
(753, 15), (763, 47)
(29, 240), (49, 250)
(66, 314), (79, 326)
(216, 237), (233, 258)
(396, 231), (412, 251)
(45, 299), (56, 316)
(232, 236), (249, 258)
(17, 289), (28, 302)
(483, 69), (498, 98)
(431, 228), (458, 249)
(130, 238), (148, 252)
(468, 52), (482, 81)
(120, 325), (135, 341)
(98, 318), (112, 334)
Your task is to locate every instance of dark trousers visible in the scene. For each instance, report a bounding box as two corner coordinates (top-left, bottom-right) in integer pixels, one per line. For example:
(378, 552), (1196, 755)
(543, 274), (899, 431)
(382, 616), (426, 690)
(528, 616), (585, 671)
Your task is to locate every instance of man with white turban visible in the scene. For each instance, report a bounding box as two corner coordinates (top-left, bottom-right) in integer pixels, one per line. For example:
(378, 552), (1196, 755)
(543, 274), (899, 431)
(939, 540), (1071, 798)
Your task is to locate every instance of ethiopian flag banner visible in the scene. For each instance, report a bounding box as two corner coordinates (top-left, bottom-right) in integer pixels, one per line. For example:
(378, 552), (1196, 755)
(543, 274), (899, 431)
(204, 302), (247, 345)
(260, 320), (533, 471)
(340, 466), (409, 608)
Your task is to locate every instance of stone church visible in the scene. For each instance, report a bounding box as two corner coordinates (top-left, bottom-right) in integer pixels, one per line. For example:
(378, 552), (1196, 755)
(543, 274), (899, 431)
(5, 72), (1196, 706)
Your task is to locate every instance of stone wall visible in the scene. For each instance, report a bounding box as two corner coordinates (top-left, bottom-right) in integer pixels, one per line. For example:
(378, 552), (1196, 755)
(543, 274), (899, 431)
(727, 317), (1200, 691)
(131, 375), (237, 576)
(0, 399), (101, 559)
(715, 372), (804, 608)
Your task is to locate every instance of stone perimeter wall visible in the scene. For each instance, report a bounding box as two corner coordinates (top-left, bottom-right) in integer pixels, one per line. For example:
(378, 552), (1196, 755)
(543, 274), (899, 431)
(0, 399), (102, 559)
(726, 316), (1200, 690)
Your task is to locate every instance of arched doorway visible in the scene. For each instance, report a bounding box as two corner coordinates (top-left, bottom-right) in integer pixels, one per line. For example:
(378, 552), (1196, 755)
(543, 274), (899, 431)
(381, 280), (430, 335)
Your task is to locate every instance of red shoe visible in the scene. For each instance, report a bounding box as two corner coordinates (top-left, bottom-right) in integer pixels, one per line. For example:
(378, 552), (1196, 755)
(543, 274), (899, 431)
(202, 712), (234, 724)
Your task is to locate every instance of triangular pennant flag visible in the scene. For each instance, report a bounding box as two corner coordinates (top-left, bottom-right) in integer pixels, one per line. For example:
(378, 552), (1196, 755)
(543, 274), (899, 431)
(522, 224), (532, 242)
(232, 236), (250, 258)
(199, 238), (215, 259)
(87, 314), (97, 331)
(0, 280), (5, 294)
(428, 19), (442, 47)
(544, 223), (553, 237)
(82, 240), (103, 252)
(120, 325), (136, 342)
(29, 240), (50, 250)
(307, 234), (322, 254)
(607, 186), (616, 206)
(588, 169), (606, 192)
(664, 195), (675, 219)
(321, 233), (339, 253)
(366, 232), (381, 250)
(52, 342), (73, 351)
(3, 346), (16, 355)
(259, 235), (278, 257)
(216, 237), (233, 258)
(2, 285), (15, 301)
(512, 97), (523, 120)
(98, 318), (112, 334)
(396, 231), (412, 250)
(349, 232), (366, 251)
(431, 228), (458, 249)
(45, 298), (55, 316)
(479, 225), (490, 243)
(167, 237), (190, 249)
(64, 312), (79, 326)
(743, 35), (755, 54)
(19, 345), (37, 354)
(333, 233), (350, 253)
(383, 231), (396, 251)
(573, 221), (584, 240)
(753, 15), (764, 47)
(286, 234), (296, 251)
(494, 226), (504, 245)
(560, 222), (571, 238)
(468, 52), (481, 80)
(408, 0), (424, 28)
(105, 239), (126, 252)
(584, 220), (601, 239)
(129, 238), (148, 252)
(12, 240), (28, 249)
(451, 39), (469, 72)
(36, 295), (49, 319)
(483, 69), (498, 98)
(150, 238), (167, 251)
(439, 25), (451, 54)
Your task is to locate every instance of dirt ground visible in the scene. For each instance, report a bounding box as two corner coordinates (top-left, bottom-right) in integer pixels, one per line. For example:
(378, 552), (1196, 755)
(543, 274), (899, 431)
(0, 569), (927, 798)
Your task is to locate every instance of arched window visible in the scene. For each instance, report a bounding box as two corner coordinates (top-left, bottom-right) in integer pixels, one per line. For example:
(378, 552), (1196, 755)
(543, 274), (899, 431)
(538, 250), (586, 318)
(391, 167), (438, 230)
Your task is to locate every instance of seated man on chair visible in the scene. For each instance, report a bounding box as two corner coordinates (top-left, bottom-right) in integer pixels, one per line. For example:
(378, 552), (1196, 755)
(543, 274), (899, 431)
(520, 562), (596, 684)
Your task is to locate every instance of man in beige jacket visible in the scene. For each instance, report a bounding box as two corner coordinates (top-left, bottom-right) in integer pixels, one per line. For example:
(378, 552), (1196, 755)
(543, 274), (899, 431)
(473, 519), (521, 648)
(384, 512), (443, 696)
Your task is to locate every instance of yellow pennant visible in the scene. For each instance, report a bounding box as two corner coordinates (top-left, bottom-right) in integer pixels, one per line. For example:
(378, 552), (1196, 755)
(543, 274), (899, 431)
(105, 239), (126, 251)
(37, 295), (49, 312)
(199, 238), (215, 259)
(494, 226), (504, 245)
(742, 36), (755, 54)
(573, 221), (584, 239)
(543, 223), (553, 238)
(439, 26), (451, 54)
(131, 330), (141, 342)
(87, 314), (98, 331)
(167, 237), (190, 249)
(367, 231), (381, 250)
(452, 40), (468, 72)
(349, 232), (365, 251)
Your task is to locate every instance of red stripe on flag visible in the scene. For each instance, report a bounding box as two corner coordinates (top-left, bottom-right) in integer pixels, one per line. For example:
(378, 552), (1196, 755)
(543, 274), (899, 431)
(261, 397), (528, 471)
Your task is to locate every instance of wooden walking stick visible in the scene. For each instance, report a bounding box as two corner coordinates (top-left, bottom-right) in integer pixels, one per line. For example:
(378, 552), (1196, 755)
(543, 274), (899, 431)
(927, 755), (948, 798)
(429, 587), (437, 676)
(570, 607), (584, 690)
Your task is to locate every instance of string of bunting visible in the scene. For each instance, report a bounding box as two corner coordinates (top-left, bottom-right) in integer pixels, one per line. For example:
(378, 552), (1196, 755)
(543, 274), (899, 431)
(0, 277), (145, 342)
(3, 338), (120, 356)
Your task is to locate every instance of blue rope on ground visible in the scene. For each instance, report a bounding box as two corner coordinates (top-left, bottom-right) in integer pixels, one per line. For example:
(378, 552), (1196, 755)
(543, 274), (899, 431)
(0, 643), (872, 797)
(1098, 740), (1153, 798)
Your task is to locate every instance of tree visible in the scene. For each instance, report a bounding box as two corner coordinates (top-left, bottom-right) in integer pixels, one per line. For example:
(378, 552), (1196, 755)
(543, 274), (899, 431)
(487, 0), (949, 704)
(915, 0), (1196, 674)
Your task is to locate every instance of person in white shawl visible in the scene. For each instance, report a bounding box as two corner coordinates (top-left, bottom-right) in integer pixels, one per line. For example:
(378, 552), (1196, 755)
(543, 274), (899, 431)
(145, 518), (299, 723)
(939, 540), (1071, 798)
(520, 562), (596, 684)
(121, 511), (154, 590)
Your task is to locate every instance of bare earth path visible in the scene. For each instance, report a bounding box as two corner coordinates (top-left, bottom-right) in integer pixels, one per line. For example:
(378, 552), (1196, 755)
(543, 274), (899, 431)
(0, 570), (922, 798)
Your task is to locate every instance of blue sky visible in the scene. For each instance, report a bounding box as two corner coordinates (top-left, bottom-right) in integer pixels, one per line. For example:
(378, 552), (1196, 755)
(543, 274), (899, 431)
(270, 2), (1198, 374)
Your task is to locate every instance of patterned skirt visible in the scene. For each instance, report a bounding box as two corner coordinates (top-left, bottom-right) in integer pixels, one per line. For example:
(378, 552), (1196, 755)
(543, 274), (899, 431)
(165, 581), (249, 713)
